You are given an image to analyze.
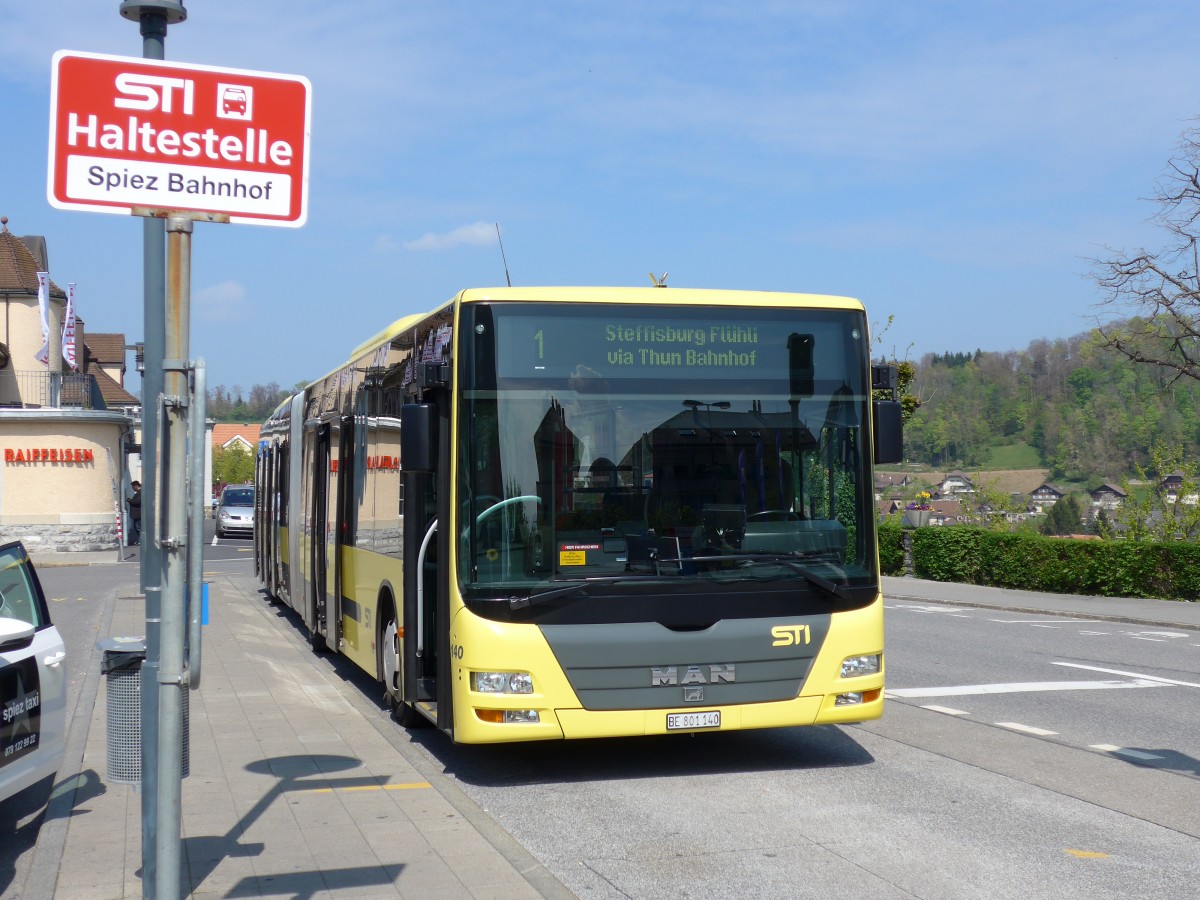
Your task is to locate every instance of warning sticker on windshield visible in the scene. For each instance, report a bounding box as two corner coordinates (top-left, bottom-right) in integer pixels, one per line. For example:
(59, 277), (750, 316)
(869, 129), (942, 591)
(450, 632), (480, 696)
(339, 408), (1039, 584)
(559, 543), (600, 566)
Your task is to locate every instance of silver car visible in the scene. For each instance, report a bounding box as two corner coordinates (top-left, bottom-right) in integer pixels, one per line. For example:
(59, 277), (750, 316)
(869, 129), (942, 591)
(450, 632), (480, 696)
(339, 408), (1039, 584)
(216, 485), (255, 538)
(0, 541), (67, 804)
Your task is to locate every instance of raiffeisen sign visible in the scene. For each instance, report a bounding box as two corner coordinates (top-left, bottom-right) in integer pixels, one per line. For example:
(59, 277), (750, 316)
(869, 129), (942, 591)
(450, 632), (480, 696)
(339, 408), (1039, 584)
(48, 50), (311, 227)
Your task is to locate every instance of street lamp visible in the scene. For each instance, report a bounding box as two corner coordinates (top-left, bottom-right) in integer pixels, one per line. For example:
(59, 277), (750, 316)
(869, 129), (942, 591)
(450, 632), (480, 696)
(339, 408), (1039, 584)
(128, 342), (145, 374)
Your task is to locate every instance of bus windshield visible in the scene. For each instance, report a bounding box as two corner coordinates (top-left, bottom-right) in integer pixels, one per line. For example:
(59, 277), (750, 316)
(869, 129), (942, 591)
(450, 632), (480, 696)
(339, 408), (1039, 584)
(457, 301), (877, 616)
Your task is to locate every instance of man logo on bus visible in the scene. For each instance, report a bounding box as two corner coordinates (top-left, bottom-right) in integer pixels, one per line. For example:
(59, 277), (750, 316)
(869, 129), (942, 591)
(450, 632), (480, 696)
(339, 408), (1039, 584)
(650, 664), (735, 686)
(771, 624), (811, 647)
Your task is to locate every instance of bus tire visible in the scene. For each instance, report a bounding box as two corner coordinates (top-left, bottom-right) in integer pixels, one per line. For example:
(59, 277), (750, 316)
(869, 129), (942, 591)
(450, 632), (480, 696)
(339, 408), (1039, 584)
(379, 595), (401, 708)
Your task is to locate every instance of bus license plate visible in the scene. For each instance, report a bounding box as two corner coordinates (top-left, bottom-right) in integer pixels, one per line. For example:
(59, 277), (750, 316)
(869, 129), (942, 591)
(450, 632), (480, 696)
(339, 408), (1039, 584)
(667, 711), (720, 731)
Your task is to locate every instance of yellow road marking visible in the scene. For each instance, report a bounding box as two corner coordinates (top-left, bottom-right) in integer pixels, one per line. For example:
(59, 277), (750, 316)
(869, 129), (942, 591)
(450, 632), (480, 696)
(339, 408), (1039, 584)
(299, 781), (432, 794)
(1064, 849), (1111, 859)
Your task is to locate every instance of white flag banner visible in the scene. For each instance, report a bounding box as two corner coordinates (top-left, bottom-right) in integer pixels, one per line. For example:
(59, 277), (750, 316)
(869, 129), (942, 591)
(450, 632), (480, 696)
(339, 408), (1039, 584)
(34, 271), (50, 366)
(62, 283), (78, 370)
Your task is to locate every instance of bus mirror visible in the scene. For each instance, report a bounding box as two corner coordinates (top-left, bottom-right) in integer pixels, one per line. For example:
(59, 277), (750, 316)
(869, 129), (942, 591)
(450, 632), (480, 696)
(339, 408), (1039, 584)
(787, 333), (814, 399)
(401, 403), (437, 472)
(872, 400), (903, 464)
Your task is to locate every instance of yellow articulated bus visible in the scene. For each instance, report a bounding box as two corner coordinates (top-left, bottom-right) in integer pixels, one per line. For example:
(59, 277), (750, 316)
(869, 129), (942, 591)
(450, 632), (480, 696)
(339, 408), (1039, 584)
(255, 286), (903, 743)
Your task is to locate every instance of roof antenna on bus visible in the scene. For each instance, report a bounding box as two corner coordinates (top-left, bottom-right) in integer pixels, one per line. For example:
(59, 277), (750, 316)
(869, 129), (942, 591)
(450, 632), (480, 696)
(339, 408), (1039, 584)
(495, 223), (512, 287)
(649, 272), (668, 287)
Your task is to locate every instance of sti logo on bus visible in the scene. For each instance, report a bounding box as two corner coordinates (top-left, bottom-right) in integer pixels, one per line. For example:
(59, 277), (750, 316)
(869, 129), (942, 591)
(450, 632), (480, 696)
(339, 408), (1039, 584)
(771, 624), (811, 647)
(650, 665), (735, 686)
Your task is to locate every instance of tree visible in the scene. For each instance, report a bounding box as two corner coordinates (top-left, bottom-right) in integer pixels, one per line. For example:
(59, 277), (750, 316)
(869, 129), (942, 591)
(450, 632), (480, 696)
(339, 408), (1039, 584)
(213, 444), (254, 486)
(872, 315), (921, 424)
(1040, 494), (1084, 536)
(1092, 125), (1200, 383)
(955, 474), (1027, 530)
(1115, 443), (1200, 541)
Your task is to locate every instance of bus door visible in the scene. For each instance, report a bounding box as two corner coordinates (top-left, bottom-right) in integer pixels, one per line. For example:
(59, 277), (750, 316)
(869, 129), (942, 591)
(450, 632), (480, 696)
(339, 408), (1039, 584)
(275, 438), (288, 597)
(310, 422), (340, 652)
(254, 447), (264, 580)
(400, 398), (452, 732)
(335, 415), (356, 652)
(257, 444), (272, 586)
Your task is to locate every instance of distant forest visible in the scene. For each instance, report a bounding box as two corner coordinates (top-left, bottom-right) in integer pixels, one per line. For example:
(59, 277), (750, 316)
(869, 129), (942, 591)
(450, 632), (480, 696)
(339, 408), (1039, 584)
(902, 324), (1200, 484)
(207, 382), (297, 423)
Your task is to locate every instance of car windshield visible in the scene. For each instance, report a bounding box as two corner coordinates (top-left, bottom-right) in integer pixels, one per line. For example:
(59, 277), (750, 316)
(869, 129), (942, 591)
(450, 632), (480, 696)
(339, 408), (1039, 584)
(0, 544), (43, 628)
(457, 301), (877, 613)
(223, 489), (254, 506)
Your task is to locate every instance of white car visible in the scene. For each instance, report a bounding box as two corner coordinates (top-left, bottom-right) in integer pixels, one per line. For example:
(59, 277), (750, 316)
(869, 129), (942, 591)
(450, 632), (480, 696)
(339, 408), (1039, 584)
(0, 541), (66, 804)
(216, 485), (256, 538)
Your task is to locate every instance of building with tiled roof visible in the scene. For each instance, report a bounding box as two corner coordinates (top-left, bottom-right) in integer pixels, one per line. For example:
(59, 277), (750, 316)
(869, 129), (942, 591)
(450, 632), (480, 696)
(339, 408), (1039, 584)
(91, 366), (139, 409)
(212, 423), (261, 452)
(0, 216), (138, 552)
(84, 332), (129, 387)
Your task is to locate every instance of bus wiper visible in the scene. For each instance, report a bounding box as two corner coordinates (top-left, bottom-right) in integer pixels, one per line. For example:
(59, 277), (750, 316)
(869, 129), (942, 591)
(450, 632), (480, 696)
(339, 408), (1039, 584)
(686, 554), (853, 602)
(508, 575), (656, 610)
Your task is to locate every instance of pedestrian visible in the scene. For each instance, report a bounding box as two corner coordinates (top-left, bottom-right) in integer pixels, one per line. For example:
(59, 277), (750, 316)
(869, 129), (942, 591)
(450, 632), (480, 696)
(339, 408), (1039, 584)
(129, 481), (142, 546)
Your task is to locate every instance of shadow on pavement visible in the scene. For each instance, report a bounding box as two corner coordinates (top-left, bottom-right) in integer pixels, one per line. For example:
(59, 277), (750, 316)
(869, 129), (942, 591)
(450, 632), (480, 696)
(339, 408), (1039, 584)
(179, 754), (406, 895)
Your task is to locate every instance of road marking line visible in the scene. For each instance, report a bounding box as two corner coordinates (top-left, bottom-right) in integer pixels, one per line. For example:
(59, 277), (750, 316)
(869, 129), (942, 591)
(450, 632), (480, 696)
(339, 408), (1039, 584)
(1052, 661), (1200, 689)
(1090, 744), (1164, 761)
(988, 618), (1096, 624)
(996, 722), (1058, 736)
(1079, 631), (1109, 636)
(920, 705), (970, 716)
(885, 679), (1165, 698)
(1065, 849), (1111, 859)
(1124, 631), (1191, 639)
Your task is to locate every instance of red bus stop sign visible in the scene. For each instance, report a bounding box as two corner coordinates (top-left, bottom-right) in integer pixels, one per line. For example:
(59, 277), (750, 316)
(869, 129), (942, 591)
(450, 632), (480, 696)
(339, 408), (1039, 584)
(48, 50), (311, 227)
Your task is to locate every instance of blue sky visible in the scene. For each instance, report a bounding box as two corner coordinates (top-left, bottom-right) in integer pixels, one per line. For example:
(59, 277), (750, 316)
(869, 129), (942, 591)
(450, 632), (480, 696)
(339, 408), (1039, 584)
(3, 2), (1199, 393)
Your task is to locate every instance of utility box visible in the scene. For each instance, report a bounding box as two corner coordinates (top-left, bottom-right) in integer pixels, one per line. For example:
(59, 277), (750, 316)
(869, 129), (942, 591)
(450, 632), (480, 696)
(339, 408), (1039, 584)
(98, 636), (189, 784)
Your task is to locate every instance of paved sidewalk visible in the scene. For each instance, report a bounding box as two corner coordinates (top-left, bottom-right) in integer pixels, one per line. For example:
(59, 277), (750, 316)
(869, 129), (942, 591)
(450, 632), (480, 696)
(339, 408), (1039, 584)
(31, 565), (571, 899)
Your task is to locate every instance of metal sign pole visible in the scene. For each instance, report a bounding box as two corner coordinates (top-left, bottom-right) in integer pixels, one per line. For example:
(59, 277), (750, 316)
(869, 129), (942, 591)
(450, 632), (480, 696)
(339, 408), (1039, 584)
(118, 5), (187, 895)
(156, 213), (191, 900)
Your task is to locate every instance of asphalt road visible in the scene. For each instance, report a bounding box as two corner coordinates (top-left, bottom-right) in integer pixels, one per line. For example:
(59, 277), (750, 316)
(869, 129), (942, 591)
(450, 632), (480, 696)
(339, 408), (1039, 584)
(5, 558), (1198, 899)
(399, 600), (1200, 899)
(1, 562), (122, 899)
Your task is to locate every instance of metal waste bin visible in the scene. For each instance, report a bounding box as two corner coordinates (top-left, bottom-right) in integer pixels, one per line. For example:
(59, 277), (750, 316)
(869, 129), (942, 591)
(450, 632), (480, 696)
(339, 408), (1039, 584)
(98, 636), (189, 784)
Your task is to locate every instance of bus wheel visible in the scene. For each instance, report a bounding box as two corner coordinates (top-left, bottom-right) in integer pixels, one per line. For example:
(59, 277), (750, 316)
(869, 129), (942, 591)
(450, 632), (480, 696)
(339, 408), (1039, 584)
(381, 602), (401, 708)
(381, 601), (420, 727)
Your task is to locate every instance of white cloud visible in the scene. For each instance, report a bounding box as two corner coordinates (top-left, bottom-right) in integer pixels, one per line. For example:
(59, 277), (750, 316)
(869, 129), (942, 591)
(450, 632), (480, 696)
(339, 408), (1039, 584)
(373, 234), (400, 254)
(194, 280), (247, 323)
(403, 222), (496, 252)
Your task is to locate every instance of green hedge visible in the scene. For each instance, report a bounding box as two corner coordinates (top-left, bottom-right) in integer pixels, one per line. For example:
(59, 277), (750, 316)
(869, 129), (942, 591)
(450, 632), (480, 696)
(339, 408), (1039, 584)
(877, 523), (904, 576)
(893, 527), (1200, 601)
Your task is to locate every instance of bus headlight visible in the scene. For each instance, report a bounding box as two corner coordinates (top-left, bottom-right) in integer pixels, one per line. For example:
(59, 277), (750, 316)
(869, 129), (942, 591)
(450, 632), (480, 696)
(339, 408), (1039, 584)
(471, 671), (534, 694)
(840, 654), (881, 678)
(475, 708), (541, 724)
